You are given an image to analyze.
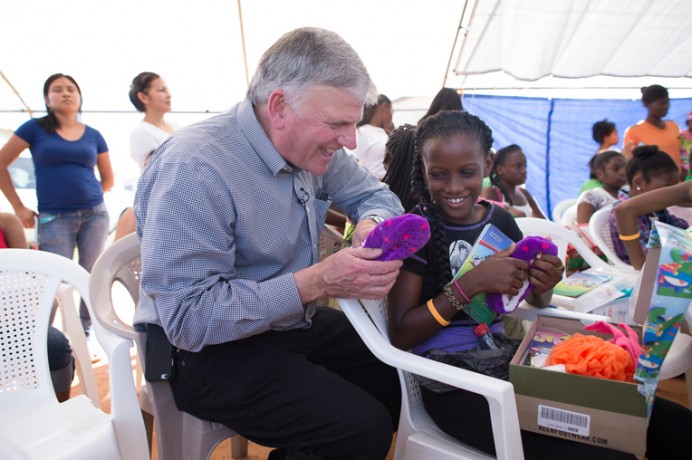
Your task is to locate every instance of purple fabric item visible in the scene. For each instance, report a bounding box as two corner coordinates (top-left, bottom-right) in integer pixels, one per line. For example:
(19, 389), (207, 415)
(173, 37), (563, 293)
(362, 214), (431, 261)
(411, 321), (505, 355)
(486, 236), (558, 314)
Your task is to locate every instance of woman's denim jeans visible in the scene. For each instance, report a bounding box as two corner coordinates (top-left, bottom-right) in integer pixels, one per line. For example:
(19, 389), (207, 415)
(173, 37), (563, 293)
(38, 202), (109, 330)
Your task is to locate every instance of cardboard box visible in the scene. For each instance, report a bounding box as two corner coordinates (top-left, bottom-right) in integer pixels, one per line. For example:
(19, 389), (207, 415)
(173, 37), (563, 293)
(510, 315), (648, 455)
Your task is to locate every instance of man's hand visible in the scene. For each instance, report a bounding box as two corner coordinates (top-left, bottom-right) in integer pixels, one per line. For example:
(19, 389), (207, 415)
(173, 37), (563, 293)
(294, 246), (402, 303)
(351, 218), (379, 248)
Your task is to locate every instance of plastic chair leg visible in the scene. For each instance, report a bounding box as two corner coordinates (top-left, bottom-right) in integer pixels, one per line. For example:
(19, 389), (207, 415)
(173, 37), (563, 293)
(142, 409), (154, 454)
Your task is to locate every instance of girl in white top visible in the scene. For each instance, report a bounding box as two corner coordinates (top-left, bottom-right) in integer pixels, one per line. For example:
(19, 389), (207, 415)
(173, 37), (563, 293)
(128, 72), (178, 170)
(576, 150), (627, 224)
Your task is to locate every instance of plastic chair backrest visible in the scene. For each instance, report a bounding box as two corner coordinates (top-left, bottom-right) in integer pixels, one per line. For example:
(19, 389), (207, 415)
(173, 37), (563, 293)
(338, 297), (523, 460)
(0, 252), (67, 410)
(319, 224), (345, 261)
(552, 198), (577, 223)
(588, 206), (633, 269)
(0, 248), (149, 460)
(560, 204), (578, 226)
(89, 233), (248, 460)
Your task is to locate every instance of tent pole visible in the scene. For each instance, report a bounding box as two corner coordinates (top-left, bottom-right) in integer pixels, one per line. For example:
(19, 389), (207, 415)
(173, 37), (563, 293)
(237, 0), (250, 88)
(0, 69), (32, 116)
(544, 99), (555, 216)
(442, 0), (472, 88)
(442, 0), (476, 88)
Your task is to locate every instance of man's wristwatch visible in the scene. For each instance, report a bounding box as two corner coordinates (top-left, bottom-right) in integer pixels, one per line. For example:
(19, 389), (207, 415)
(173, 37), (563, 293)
(362, 215), (385, 225)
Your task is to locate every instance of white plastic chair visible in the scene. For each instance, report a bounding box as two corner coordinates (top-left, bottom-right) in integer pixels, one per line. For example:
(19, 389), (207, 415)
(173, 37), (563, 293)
(336, 297), (609, 460)
(516, 217), (612, 272)
(551, 198), (577, 223)
(338, 297), (518, 460)
(54, 284), (100, 406)
(559, 204), (578, 226)
(588, 206), (633, 269)
(0, 249), (149, 460)
(319, 224), (345, 260)
(89, 233), (248, 460)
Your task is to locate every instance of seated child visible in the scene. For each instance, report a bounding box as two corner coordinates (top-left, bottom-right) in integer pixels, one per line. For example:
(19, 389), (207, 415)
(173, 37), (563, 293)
(615, 180), (692, 269)
(579, 119), (620, 193)
(610, 145), (687, 267)
(388, 111), (691, 459)
(481, 144), (545, 218)
(576, 150), (627, 224)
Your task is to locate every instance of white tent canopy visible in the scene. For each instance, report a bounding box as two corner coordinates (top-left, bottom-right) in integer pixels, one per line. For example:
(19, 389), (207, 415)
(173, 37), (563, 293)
(2, 0), (691, 113)
(450, 0), (692, 94)
(0, 0), (462, 114)
(2, 0), (692, 180)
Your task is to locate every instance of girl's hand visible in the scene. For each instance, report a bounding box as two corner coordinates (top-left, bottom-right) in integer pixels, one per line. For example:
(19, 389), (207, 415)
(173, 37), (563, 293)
(470, 244), (529, 296)
(527, 252), (564, 294)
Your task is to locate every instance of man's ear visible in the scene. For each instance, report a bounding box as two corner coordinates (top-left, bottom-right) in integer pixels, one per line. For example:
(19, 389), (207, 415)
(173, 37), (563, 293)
(266, 89), (289, 129)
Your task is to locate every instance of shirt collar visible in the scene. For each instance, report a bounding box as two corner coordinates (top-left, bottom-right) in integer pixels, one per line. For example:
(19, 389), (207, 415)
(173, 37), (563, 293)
(238, 98), (293, 176)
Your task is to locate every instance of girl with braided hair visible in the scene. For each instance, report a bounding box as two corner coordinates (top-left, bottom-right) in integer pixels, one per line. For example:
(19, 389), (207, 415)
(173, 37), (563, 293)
(481, 144), (546, 218)
(385, 111), (691, 458)
(386, 110), (598, 457)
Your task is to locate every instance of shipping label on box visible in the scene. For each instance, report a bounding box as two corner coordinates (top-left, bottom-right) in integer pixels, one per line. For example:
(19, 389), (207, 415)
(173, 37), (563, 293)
(510, 315), (648, 455)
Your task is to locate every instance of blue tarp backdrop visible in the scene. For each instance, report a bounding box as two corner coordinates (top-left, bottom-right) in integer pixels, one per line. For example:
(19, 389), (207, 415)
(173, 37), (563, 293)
(462, 94), (692, 215)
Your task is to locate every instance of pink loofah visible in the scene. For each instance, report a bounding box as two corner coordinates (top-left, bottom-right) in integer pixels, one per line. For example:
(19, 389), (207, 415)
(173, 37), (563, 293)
(583, 321), (641, 367)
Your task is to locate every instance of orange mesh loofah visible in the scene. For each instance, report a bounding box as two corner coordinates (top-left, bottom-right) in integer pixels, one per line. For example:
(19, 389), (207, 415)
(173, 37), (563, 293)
(546, 333), (634, 382)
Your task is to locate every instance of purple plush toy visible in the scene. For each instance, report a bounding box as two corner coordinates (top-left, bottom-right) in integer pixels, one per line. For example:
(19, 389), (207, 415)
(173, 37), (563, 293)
(486, 236), (558, 314)
(362, 214), (431, 261)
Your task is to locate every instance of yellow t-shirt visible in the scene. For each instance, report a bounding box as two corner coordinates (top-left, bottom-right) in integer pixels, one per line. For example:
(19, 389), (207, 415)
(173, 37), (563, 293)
(623, 120), (682, 170)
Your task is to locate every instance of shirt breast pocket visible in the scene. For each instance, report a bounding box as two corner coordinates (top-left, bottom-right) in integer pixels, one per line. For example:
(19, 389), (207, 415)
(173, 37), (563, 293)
(313, 194), (331, 226)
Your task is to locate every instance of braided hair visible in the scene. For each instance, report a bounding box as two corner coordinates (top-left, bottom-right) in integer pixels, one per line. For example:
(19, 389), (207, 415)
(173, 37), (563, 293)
(488, 144), (522, 206)
(411, 110), (493, 292)
(382, 124), (417, 212)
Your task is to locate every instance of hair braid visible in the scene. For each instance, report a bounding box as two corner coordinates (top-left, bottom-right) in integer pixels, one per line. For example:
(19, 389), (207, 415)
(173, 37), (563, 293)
(411, 152), (451, 291)
(382, 124), (417, 211)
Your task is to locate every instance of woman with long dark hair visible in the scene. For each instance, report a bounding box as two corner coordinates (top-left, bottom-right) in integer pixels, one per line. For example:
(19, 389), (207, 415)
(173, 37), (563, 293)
(0, 73), (113, 331)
